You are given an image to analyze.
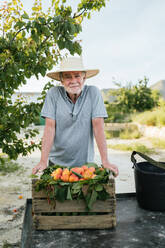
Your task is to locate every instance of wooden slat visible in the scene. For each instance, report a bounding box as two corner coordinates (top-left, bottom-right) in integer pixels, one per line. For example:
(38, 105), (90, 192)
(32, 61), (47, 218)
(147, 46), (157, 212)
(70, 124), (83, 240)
(33, 214), (116, 230)
(33, 198), (116, 214)
(32, 188), (46, 198)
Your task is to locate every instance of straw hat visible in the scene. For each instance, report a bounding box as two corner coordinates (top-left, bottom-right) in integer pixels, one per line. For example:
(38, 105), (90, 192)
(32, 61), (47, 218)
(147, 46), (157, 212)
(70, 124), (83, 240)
(47, 57), (99, 81)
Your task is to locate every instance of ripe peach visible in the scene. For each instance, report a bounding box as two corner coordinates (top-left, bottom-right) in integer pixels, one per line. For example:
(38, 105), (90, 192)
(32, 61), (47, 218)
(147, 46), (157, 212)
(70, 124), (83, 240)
(55, 168), (63, 175)
(79, 167), (84, 174)
(82, 169), (93, 180)
(71, 167), (82, 174)
(69, 174), (79, 182)
(88, 167), (96, 173)
(82, 165), (88, 171)
(62, 168), (70, 176)
(53, 173), (61, 180)
(51, 171), (56, 177)
(61, 174), (69, 182)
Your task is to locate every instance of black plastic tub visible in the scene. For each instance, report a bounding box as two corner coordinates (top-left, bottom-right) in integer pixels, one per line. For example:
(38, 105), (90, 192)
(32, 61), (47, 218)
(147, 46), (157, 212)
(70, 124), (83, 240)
(21, 194), (165, 248)
(134, 161), (165, 211)
(131, 151), (165, 211)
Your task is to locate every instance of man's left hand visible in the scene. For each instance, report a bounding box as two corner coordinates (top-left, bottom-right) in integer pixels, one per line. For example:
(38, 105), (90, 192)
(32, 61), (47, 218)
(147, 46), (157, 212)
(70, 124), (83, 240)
(102, 162), (119, 177)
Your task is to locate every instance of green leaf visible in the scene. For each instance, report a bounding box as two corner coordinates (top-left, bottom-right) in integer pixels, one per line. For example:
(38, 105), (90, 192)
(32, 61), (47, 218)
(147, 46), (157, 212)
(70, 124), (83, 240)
(40, 67), (46, 77)
(57, 39), (65, 49)
(49, 180), (58, 185)
(59, 182), (69, 186)
(72, 188), (81, 194)
(29, 174), (38, 178)
(55, 185), (67, 202)
(38, 17), (46, 24)
(87, 190), (98, 210)
(98, 189), (110, 201)
(67, 186), (72, 200)
(69, 23), (76, 34)
(72, 182), (82, 190)
(41, 174), (51, 180)
(72, 171), (83, 178)
(22, 30), (26, 38)
(95, 184), (103, 192)
(14, 21), (25, 29)
(22, 13), (29, 19)
(42, 26), (51, 36)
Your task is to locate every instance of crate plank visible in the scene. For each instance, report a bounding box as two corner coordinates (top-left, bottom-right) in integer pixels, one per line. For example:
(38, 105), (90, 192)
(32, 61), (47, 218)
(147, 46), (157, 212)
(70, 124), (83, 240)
(33, 214), (116, 230)
(33, 198), (116, 214)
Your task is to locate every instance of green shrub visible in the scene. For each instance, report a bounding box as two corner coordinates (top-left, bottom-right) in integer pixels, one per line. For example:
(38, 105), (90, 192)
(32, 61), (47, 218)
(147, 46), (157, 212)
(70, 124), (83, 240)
(157, 110), (165, 126)
(119, 126), (141, 139)
(0, 157), (21, 175)
(108, 143), (155, 154)
(105, 130), (120, 139)
(132, 108), (165, 127)
(105, 125), (141, 139)
(105, 77), (159, 123)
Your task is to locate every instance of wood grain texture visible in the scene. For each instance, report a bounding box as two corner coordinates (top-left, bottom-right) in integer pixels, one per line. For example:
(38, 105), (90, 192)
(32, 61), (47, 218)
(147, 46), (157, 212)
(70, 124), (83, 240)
(33, 198), (116, 214)
(33, 214), (116, 230)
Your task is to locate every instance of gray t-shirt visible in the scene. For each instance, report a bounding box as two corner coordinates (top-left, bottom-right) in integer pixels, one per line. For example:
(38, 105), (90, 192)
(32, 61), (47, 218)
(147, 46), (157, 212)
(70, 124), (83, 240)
(41, 85), (108, 166)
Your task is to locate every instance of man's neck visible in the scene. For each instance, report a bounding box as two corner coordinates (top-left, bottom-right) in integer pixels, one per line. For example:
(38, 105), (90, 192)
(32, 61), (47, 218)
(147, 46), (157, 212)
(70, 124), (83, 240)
(67, 92), (81, 103)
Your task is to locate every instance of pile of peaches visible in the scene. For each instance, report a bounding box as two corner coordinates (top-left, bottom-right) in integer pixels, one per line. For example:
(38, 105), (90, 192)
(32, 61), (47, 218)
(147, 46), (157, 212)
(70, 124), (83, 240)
(51, 165), (103, 182)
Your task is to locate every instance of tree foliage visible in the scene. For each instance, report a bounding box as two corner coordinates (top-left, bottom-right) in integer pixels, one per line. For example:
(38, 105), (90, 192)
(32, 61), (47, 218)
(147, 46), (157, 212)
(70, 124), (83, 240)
(0, 0), (109, 161)
(105, 77), (159, 123)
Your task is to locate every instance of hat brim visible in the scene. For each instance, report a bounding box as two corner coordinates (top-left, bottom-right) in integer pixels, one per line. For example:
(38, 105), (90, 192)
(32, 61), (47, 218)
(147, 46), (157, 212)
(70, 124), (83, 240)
(46, 69), (99, 81)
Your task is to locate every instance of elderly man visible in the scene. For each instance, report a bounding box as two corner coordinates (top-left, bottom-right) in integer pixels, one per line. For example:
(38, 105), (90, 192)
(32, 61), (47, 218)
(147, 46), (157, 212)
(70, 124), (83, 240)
(32, 57), (118, 176)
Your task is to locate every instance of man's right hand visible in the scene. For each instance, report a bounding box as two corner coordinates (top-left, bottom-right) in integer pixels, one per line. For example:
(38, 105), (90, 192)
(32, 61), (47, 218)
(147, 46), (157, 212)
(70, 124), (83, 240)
(32, 162), (47, 175)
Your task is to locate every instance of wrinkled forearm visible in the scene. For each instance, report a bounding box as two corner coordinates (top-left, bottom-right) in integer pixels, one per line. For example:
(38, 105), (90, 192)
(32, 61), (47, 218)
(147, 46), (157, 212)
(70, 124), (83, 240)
(92, 118), (119, 176)
(40, 120), (55, 164)
(92, 118), (108, 164)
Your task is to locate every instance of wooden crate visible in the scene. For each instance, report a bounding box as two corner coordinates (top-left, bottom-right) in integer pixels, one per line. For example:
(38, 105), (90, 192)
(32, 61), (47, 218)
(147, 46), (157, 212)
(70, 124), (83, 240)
(32, 178), (116, 230)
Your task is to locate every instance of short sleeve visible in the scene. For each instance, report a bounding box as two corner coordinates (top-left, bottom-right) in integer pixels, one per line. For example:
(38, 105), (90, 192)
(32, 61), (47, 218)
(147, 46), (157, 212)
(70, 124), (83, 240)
(41, 87), (58, 120)
(90, 86), (108, 119)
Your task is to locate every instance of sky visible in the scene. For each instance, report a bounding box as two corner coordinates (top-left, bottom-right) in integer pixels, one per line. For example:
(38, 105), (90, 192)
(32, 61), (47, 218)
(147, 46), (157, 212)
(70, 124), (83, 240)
(4, 0), (165, 92)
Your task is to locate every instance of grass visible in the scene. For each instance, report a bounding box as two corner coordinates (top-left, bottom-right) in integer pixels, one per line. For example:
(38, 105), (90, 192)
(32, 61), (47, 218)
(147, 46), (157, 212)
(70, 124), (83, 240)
(119, 126), (141, 139)
(108, 143), (155, 154)
(105, 125), (141, 139)
(2, 241), (13, 248)
(105, 130), (120, 139)
(2, 240), (20, 248)
(149, 138), (165, 149)
(132, 108), (165, 127)
(0, 158), (22, 176)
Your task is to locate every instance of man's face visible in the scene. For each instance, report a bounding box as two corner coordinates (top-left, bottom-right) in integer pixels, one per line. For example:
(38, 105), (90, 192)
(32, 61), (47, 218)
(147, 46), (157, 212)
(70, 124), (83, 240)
(61, 71), (86, 95)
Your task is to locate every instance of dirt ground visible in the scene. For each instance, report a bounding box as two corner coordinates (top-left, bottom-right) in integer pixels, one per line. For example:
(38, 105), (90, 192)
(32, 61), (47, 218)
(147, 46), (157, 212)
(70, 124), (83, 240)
(0, 127), (44, 248)
(0, 126), (165, 247)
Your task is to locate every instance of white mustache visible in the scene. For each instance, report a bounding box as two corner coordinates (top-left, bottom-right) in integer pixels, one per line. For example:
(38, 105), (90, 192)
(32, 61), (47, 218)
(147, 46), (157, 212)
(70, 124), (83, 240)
(69, 83), (79, 87)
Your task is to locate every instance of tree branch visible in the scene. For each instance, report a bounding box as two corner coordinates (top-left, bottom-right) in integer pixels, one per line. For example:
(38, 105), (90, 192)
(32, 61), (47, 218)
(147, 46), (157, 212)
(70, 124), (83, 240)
(12, 27), (27, 42)
(73, 9), (87, 19)
(73, 0), (94, 19)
